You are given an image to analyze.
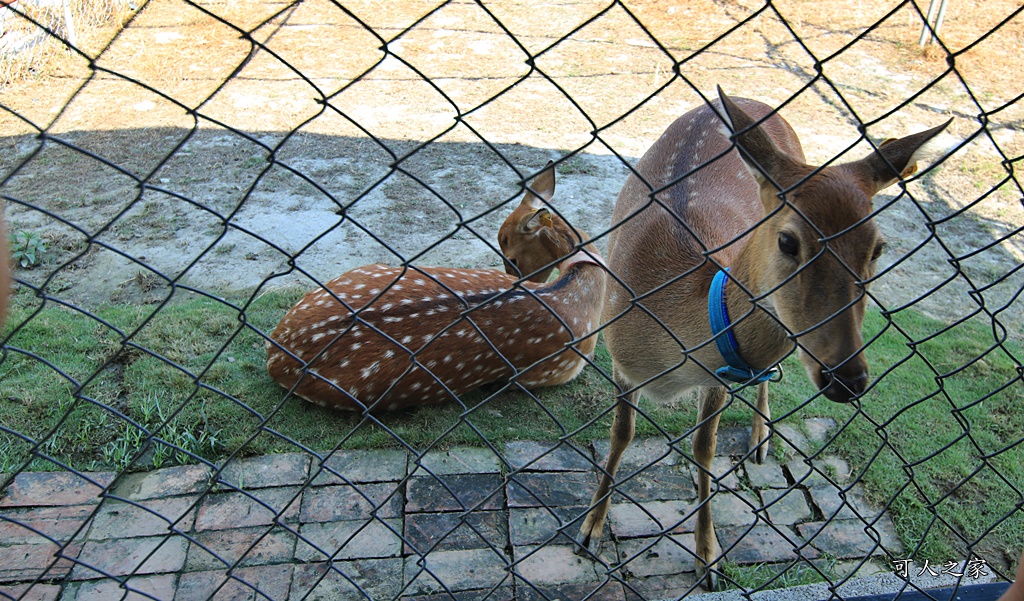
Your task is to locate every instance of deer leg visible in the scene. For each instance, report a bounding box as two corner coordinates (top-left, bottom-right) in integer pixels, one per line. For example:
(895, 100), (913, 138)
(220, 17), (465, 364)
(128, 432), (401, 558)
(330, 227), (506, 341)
(748, 381), (771, 464)
(693, 386), (727, 591)
(576, 375), (636, 556)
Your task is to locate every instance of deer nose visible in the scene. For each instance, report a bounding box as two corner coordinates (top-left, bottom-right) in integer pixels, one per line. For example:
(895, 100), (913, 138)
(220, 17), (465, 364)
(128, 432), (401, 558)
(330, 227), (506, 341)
(819, 367), (868, 403)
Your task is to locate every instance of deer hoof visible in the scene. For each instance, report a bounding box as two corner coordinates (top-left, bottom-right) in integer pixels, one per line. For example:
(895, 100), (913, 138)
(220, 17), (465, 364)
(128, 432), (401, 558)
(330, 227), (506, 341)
(749, 431), (770, 464)
(574, 522), (604, 557)
(695, 557), (721, 591)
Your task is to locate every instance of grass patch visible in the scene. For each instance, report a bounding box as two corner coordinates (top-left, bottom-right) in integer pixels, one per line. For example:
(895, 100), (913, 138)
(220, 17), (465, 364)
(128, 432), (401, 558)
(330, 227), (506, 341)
(1, 289), (1021, 573)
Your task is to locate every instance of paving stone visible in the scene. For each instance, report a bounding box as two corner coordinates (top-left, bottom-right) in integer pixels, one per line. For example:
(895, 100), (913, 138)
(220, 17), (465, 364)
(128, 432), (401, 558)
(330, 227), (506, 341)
(508, 506), (587, 546)
(797, 518), (903, 559)
(405, 548), (511, 595)
(504, 441), (593, 472)
(622, 572), (700, 601)
(113, 465), (212, 501)
(412, 446), (502, 475)
(176, 564), (293, 601)
(300, 482), (403, 523)
(716, 427), (757, 457)
(0, 541), (81, 581)
(507, 472), (595, 508)
(295, 518), (403, 561)
(691, 456), (742, 490)
(609, 463), (695, 503)
(706, 490), (761, 528)
(71, 535), (187, 580)
(0, 583), (61, 601)
(808, 484), (874, 521)
(804, 417), (837, 444)
(760, 487), (813, 525)
(88, 496), (198, 540)
(194, 487), (301, 531)
(514, 544), (614, 586)
(773, 424), (809, 459)
(593, 437), (684, 472)
(404, 511), (507, 554)
(291, 559), (404, 601)
(718, 524), (818, 565)
(310, 449), (407, 486)
(1, 471), (115, 508)
(609, 500), (698, 538)
(406, 474), (504, 513)
(786, 459), (832, 488)
(401, 587), (515, 601)
(63, 573), (176, 601)
(518, 580), (625, 601)
(216, 453), (310, 491)
(616, 534), (698, 578)
(0, 505), (94, 545)
(185, 525), (297, 571)
(745, 456), (789, 488)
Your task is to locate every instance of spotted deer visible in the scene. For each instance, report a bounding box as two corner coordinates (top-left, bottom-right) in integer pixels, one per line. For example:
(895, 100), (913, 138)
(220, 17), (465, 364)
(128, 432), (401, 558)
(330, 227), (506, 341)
(266, 164), (606, 412)
(575, 88), (950, 589)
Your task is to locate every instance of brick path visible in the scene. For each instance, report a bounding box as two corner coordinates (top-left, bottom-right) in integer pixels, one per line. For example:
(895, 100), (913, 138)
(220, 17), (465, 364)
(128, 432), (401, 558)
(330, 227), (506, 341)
(0, 420), (902, 600)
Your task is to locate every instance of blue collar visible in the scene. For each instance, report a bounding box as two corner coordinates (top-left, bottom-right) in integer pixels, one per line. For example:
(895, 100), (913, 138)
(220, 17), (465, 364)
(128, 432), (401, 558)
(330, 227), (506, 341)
(707, 268), (777, 384)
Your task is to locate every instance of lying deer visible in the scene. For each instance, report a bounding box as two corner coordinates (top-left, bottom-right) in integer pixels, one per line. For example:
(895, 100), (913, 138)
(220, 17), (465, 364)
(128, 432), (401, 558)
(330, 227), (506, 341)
(576, 88), (949, 589)
(266, 163), (607, 412)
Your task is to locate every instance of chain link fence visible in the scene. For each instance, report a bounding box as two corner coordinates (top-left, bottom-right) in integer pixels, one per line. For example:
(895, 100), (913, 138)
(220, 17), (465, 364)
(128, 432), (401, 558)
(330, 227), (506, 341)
(1, 0), (1022, 599)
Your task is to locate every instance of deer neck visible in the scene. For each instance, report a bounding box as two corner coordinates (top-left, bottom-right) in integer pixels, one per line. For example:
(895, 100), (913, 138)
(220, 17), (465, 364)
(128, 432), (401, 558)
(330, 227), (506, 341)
(715, 242), (791, 377)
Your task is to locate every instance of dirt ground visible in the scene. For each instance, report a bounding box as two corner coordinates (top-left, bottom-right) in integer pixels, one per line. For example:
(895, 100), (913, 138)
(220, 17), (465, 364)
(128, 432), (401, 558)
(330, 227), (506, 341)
(1, 0), (1022, 340)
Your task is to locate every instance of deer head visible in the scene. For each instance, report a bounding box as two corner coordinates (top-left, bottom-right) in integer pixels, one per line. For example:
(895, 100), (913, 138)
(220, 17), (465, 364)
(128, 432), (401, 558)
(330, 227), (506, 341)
(719, 88), (950, 402)
(498, 162), (585, 283)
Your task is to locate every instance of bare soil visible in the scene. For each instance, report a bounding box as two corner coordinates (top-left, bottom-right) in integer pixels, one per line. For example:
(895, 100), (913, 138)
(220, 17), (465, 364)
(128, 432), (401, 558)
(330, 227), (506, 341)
(1, 0), (1022, 339)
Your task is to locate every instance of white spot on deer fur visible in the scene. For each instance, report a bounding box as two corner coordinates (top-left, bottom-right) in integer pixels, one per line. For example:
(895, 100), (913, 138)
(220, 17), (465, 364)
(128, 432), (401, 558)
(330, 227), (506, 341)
(370, 289), (380, 295)
(401, 299), (413, 305)
(401, 335), (413, 344)
(384, 316), (403, 323)
(411, 382), (422, 390)
(360, 362), (380, 379)
(414, 279), (426, 286)
(443, 354), (453, 363)
(354, 284), (366, 290)
(422, 334), (432, 342)
(393, 285), (403, 291)
(383, 350), (395, 359)
(350, 342), (363, 351)
(338, 293), (348, 300)
(311, 333), (325, 342)
(299, 327), (308, 335)
(381, 303), (393, 311)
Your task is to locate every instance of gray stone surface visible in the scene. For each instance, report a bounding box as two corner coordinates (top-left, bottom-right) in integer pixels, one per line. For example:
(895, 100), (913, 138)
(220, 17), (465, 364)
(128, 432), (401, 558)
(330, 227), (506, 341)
(0, 428), (952, 600)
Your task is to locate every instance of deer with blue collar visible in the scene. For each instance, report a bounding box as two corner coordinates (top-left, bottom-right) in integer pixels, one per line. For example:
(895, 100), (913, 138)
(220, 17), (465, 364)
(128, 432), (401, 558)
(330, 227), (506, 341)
(575, 87), (950, 589)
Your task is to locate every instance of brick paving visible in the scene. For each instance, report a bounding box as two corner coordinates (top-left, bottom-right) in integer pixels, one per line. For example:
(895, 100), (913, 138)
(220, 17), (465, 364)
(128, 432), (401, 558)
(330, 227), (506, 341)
(0, 421), (901, 600)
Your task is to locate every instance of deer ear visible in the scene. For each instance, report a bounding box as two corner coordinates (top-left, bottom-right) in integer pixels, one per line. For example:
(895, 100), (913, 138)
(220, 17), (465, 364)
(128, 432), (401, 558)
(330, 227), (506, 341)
(523, 160), (556, 209)
(518, 208), (552, 235)
(849, 119), (952, 195)
(717, 86), (794, 190)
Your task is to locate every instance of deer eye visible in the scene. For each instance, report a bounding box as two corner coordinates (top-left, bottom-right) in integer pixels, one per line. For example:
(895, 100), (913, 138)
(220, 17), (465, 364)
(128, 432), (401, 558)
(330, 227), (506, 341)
(872, 242), (885, 261)
(778, 232), (799, 257)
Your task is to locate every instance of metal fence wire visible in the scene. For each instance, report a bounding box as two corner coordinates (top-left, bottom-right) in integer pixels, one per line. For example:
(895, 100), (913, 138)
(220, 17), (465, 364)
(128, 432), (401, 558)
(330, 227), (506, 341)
(1, 1), (1022, 600)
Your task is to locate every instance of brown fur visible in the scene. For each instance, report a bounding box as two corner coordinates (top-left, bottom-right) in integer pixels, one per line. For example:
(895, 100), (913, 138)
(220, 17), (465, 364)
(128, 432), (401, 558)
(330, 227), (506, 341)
(577, 88), (950, 589)
(266, 165), (607, 413)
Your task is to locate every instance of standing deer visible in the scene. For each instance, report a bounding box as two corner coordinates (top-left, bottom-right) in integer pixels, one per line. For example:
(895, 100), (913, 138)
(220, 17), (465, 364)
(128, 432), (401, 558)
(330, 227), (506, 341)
(576, 87), (950, 589)
(266, 163), (607, 412)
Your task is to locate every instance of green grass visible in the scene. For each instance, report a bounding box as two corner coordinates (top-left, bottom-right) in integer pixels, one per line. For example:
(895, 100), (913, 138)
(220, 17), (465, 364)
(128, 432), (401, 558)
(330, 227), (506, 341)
(1, 288), (1021, 580)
